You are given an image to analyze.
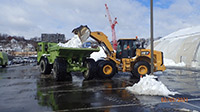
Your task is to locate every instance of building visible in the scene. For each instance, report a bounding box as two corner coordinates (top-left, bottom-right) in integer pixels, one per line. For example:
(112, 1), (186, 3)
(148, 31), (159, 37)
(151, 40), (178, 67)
(10, 51), (37, 57)
(41, 33), (65, 43)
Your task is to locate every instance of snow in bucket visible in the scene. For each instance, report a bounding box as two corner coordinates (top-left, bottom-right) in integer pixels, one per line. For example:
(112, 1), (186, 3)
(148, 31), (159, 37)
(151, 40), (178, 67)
(126, 75), (178, 96)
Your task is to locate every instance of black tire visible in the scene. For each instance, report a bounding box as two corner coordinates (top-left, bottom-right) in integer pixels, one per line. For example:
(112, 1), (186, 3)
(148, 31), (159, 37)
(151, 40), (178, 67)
(96, 60), (104, 66)
(83, 59), (96, 80)
(132, 61), (150, 78)
(52, 58), (71, 81)
(39, 58), (51, 74)
(2, 64), (6, 68)
(97, 61), (116, 79)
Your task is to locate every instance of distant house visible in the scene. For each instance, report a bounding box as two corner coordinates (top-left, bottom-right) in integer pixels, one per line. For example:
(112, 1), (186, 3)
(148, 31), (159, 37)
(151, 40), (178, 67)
(0, 46), (2, 51)
(10, 38), (18, 43)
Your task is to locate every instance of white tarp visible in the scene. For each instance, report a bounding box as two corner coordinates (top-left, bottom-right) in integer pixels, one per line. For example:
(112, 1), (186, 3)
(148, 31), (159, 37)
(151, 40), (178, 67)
(154, 26), (200, 67)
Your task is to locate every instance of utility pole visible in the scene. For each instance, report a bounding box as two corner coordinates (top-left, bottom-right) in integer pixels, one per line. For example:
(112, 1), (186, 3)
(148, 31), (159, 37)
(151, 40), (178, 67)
(150, 0), (154, 75)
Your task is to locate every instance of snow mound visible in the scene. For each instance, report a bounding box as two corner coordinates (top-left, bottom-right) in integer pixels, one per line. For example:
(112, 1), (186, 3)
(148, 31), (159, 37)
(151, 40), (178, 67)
(90, 47), (106, 61)
(58, 35), (82, 48)
(126, 75), (178, 96)
(164, 58), (186, 67)
(162, 25), (200, 40)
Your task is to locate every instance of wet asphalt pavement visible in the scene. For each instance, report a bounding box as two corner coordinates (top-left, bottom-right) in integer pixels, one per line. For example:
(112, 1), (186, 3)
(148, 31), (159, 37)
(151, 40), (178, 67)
(0, 64), (200, 112)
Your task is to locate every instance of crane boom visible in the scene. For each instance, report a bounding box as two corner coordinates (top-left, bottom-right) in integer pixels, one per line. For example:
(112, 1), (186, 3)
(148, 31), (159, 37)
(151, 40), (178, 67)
(105, 4), (117, 50)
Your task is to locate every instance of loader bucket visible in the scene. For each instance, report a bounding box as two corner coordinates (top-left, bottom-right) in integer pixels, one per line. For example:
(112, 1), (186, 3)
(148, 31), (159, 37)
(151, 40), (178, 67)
(72, 25), (91, 43)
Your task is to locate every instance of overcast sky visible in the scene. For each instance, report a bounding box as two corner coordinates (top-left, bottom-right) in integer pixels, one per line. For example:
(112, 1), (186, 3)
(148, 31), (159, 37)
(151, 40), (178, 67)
(0, 0), (200, 40)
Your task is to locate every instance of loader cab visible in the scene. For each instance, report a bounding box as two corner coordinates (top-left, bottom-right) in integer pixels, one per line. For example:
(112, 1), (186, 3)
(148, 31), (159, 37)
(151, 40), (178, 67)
(116, 38), (140, 59)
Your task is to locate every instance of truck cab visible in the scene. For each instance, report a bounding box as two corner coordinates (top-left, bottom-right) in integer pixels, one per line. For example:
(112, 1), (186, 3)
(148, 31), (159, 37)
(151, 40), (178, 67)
(37, 42), (57, 64)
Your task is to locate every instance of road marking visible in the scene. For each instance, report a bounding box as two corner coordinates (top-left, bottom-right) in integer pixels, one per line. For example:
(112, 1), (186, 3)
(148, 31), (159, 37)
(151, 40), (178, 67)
(51, 103), (140, 112)
(167, 96), (200, 109)
(188, 98), (200, 101)
(39, 83), (73, 90)
(48, 87), (125, 93)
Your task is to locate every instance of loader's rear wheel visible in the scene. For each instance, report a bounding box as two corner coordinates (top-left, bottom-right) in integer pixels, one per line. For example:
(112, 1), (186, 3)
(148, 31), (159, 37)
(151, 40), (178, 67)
(83, 59), (96, 80)
(132, 61), (150, 78)
(97, 61), (116, 79)
(39, 58), (51, 74)
(52, 58), (71, 81)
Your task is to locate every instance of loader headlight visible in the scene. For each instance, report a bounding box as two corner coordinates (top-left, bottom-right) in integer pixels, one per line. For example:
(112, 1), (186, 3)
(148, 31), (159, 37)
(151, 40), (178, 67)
(141, 51), (150, 55)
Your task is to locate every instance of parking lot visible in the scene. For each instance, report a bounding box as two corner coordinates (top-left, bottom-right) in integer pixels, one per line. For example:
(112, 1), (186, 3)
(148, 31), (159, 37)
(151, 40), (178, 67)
(0, 64), (200, 112)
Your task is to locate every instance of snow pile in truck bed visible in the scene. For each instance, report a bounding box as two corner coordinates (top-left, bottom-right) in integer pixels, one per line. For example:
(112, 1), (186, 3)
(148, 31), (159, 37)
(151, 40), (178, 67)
(126, 75), (178, 96)
(90, 47), (106, 61)
(58, 35), (82, 48)
(57, 34), (107, 61)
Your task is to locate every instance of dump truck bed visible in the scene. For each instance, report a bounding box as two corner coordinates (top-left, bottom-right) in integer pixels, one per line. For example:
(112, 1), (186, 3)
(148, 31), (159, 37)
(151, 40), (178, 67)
(48, 45), (99, 57)
(37, 42), (100, 65)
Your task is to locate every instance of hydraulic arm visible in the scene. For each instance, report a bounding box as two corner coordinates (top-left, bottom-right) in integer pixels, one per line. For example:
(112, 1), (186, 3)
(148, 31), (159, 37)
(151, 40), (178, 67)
(72, 25), (115, 57)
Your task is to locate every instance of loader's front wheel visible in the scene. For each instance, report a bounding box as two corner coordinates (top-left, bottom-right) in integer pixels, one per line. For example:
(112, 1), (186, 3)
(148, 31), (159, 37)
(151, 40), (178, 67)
(83, 59), (96, 80)
(52, 58), (71, 81)
(97, 61), (116, 79)
(39, 58), (51, 74)
(132, 61), (150, 78)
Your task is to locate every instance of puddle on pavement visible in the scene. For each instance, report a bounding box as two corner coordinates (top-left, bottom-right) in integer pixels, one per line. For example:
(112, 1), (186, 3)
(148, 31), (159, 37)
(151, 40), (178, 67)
(35, 73), (147, 111)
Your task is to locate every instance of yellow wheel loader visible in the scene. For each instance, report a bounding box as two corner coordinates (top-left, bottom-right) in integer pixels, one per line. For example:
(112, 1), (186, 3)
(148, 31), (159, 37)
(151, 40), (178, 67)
(72, 25), (166, 79)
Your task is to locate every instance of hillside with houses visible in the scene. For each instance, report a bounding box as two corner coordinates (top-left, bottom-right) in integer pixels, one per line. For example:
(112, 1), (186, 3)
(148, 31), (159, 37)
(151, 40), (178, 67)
(0, 34), (39, 57)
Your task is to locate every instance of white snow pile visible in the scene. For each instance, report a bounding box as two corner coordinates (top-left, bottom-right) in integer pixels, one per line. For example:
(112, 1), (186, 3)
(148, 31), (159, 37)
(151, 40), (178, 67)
(90, 47), (106, 61)
(126, 75), (178, 96)
(162, 25), (200, 40)
(164, 58), (186, 67)
(58, 35), (82, 48)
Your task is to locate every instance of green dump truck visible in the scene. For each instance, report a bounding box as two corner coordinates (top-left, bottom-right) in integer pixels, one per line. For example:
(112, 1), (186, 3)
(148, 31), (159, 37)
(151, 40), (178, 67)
(0, 52), (8, 68)
(37, 42), (99, 81)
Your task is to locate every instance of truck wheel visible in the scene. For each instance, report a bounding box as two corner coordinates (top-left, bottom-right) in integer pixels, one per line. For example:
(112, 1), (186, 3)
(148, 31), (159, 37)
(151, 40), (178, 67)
(132, 61), (150, 78)
(83, 59), (96, 80)
(97, 61), (116, 79)
(52, 58), (71, 81)
(39, 58), (51, 74)
(2, 64), (6, 68)
(96, 60), (104, 66)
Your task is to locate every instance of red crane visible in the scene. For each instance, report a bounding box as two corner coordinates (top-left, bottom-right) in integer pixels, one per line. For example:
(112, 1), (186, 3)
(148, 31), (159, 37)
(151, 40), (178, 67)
(105, 4), (118, 50)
